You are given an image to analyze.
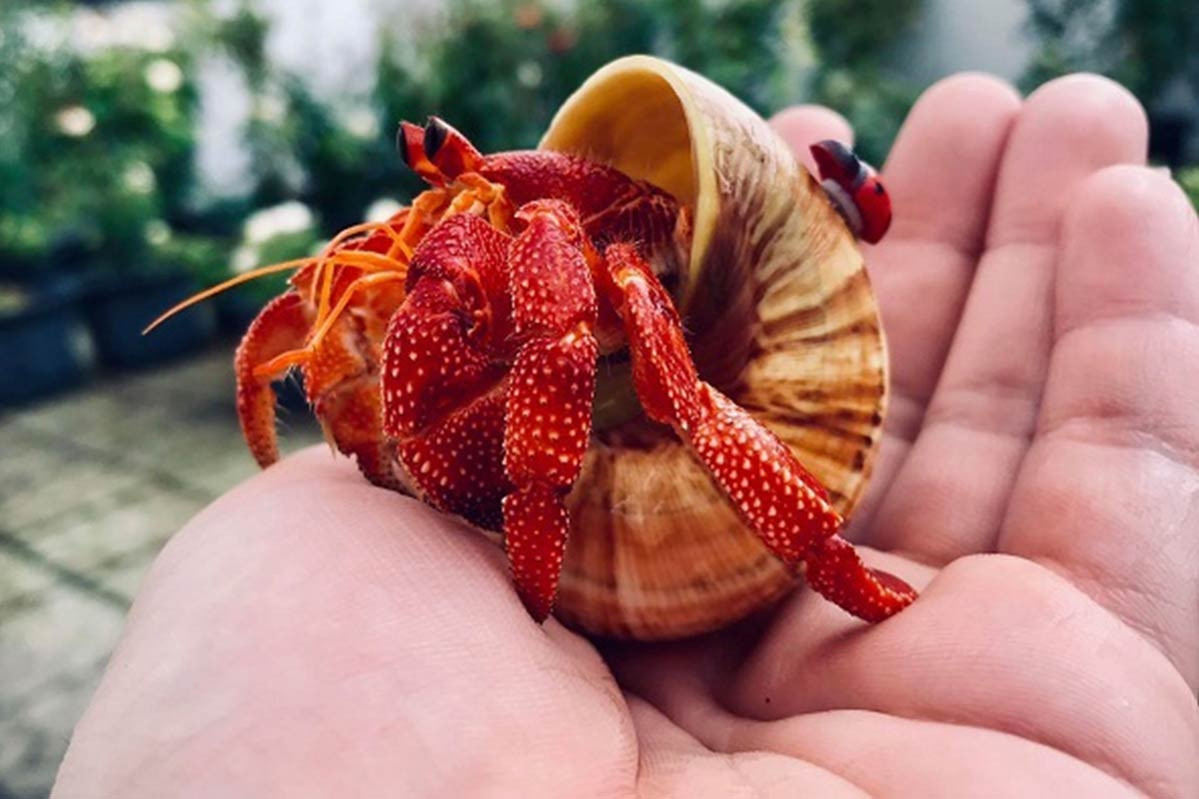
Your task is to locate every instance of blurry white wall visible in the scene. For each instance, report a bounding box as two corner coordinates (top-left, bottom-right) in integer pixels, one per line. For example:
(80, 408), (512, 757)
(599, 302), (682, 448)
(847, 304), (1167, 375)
(887, 0), (1033, 85)
(197, 0), (438, 200)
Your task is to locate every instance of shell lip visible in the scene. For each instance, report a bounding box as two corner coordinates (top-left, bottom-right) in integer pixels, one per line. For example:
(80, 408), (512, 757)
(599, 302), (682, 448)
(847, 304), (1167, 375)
(538, 54), (718, 316)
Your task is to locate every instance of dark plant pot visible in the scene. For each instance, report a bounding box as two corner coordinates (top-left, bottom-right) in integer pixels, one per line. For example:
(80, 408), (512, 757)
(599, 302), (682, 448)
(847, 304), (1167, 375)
(214, 290), (267, 333)
(85, 271), (217, 368)
(0, 278), (94, 406)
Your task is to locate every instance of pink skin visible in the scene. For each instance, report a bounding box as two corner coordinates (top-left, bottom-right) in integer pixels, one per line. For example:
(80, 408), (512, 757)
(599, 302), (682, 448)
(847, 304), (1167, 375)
(55, 75), (1198, 797)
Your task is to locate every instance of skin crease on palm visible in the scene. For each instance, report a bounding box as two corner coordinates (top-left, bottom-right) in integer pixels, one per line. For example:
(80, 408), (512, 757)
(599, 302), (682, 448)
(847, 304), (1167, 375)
(53, 73), (1199, 798)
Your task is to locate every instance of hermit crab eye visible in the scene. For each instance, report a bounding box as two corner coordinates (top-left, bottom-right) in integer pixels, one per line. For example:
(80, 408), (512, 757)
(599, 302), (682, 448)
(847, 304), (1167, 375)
(423, 117), (450, 159)
(396, 121), (426, 170)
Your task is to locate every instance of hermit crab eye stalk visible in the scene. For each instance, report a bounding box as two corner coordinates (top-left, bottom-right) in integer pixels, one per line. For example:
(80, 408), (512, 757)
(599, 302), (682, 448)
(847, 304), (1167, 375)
(422, 116), (484, 179)
(398, 120), (442, 184)
(810, 140), (892, 244)
(423, 116), (450, 158)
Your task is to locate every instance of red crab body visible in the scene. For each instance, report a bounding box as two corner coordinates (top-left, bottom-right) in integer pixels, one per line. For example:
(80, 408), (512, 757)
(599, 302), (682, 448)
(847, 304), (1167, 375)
(212, 117), (913, 624)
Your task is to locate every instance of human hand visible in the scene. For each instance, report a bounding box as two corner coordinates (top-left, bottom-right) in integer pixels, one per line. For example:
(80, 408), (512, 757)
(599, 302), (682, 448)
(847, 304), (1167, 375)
(55, 74), (1198, 798)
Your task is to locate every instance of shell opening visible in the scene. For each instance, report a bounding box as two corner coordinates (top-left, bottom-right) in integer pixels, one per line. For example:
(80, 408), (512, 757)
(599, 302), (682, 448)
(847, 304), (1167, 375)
(540, 56), (716, 315)
(541, 57), (726, 433)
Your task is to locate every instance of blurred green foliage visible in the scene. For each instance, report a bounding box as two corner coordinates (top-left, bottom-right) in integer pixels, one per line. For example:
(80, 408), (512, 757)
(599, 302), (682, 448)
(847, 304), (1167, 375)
(376, 0), (790, 155)
(1, 0), (927, 287)
(806, 0), (922, 164)
(261, 0), (815, 233)
(1025, 0), (1198, 104)
(4, 0), (1192, 293)
(1179, 166), (1199, 209)
(0, 5), (200, 277)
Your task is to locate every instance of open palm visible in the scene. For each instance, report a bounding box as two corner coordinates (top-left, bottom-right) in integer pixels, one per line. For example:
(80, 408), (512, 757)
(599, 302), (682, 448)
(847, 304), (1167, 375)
(56, 74), (1198, 798)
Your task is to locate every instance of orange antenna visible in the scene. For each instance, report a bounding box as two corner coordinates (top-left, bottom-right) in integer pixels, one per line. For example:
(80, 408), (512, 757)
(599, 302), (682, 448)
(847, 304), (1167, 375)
(309, 220), (406, 330)
(142, 259), (308, 334)
(142, 243), (405, 336)
(252, 270), (407, 379)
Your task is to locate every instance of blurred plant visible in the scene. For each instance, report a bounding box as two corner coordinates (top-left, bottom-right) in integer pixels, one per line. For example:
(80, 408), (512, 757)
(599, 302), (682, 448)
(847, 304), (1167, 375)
(152, 230), (229, 288)
(208, 2), (398, 234)
(204, 0), (924, 250)
(1, 0), (932, 294)
(0, 3), (203, 278)
(226, 200), (319, 303)
(1179, 166), (1199, 209)
(373, 0), (920, 170)
(375, 0), (801, 157)
(202, 0), (822, 263)
(1024, 0), (1199, 105)
(804, 0), (923, 165)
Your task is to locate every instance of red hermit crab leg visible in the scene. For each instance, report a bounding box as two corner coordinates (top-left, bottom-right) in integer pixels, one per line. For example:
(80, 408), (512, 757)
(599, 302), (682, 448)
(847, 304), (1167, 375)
(602, 243), (916, 622)
(381, 214), (513, 528)
(300, 305), (401, 489)
(234, 291), (311, 467)
(500, 200), (600, 620)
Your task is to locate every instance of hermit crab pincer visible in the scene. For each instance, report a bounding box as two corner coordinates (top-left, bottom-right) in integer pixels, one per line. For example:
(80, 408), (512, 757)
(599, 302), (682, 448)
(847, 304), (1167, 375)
(152, 56), (913, 637)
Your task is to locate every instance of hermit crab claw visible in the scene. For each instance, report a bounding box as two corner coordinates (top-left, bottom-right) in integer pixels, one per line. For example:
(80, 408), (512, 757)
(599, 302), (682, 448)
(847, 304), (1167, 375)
(810, 139), (892, 244)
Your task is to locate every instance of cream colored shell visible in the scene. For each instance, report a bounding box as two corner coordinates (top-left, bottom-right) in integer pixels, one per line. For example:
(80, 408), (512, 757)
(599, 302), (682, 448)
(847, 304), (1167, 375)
(539, 56), (888, 639)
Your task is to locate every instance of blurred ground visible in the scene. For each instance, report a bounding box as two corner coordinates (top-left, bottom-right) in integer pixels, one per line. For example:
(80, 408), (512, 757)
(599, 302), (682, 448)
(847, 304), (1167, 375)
(0, 346), (319, 799)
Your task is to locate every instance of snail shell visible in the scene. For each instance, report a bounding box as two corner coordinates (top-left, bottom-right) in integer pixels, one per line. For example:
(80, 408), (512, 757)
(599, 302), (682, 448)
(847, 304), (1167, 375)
(536, 56), (888, 639)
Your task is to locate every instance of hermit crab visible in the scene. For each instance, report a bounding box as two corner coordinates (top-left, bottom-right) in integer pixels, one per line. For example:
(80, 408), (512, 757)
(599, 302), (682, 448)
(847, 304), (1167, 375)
(154, 56), (914, 637)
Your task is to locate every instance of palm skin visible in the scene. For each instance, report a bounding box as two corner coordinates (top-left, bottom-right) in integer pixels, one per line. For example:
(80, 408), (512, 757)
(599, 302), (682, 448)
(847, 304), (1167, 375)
(55, 74), (1199, 798)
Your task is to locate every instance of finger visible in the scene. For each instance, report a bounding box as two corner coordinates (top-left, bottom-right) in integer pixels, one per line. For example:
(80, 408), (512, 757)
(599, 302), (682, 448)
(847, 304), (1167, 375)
(721, 556), (1199, 797)
(868, 74), (1021, 440)
(56, 448), (638, 797)
(999, 166), (1199, 688)
(873, 75), (1148, 562)
(606, 548), (937, 714)
(849, 75), (1021, 536)
(630, 680), (1132, 797)
(627, 696), (868, 797)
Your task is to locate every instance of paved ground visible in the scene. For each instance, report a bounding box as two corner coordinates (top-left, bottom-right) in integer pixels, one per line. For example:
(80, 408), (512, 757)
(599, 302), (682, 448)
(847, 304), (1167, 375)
(0, 345), (320, 799)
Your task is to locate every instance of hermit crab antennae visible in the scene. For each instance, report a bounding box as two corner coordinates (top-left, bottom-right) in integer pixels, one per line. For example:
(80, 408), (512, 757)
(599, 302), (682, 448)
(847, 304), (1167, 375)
(142, 259), (311, 335)
(142, 221), (406, 335)
(809, 140), (892, 244)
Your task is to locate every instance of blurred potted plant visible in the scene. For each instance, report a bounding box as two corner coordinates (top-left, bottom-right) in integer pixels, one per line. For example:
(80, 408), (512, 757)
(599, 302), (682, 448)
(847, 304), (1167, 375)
(68, 45), (218, 367)
(3, 6), (218, 369)
(0, 220), (94, 405)
(0, 10), (95, 402)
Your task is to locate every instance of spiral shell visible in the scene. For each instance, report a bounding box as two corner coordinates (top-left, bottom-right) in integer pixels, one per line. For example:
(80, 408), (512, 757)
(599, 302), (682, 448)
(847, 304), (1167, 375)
(536, 56), (888, 639)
